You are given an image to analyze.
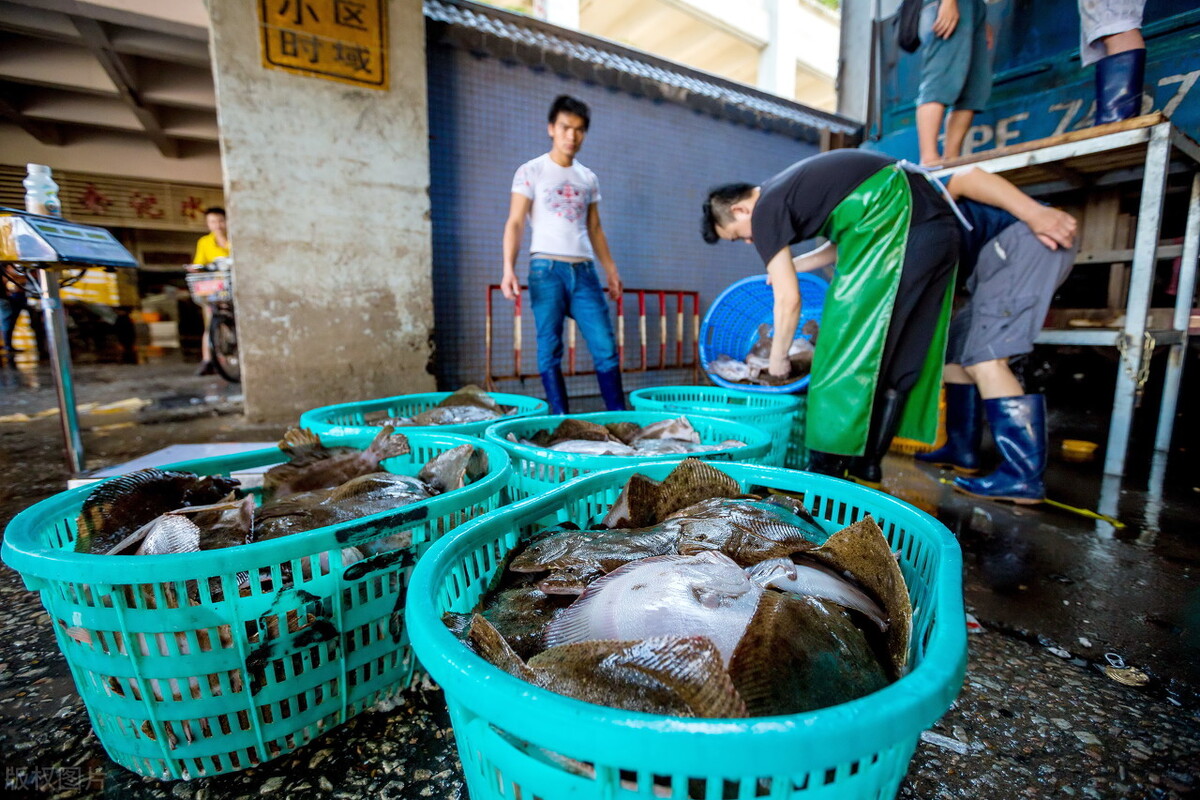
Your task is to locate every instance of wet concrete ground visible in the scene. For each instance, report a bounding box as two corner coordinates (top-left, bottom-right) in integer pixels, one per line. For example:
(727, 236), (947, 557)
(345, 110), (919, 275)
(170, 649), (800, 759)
(1, 359), (1198, 798)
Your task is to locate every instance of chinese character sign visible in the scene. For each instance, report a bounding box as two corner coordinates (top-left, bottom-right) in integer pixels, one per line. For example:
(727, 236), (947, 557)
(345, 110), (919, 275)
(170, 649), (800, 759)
(259, 0), (387, 89)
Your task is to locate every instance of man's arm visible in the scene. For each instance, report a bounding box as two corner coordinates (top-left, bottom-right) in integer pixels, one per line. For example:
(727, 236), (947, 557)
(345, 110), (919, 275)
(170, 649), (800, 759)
(793, 241), (837, 273)
(501, 193), (532, 300)
(946, 168), (1077, 250)
(767, 247), (801, 377)
(586, 203), (622, 300)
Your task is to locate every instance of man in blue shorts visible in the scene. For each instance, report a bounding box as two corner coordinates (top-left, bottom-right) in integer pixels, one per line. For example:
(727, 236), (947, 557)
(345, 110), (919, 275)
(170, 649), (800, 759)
(500, 95), (626, 414)
(916, 169), (1078, 503)
(915, 0), (993, 165)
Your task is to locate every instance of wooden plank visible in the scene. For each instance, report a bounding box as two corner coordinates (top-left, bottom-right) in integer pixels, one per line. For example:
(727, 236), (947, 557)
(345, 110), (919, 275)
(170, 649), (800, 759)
(1075, 244), (1184, 264)
(942, 113), (1167, 169)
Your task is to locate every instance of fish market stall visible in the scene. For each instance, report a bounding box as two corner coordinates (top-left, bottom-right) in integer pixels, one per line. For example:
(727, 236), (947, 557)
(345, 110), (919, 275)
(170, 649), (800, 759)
(0, 429), (511, 780)
(485, 411), (773, 499)
(407, 459), (967, 800)
(0, 206), (139, 473)
(299, 386), (548, 440)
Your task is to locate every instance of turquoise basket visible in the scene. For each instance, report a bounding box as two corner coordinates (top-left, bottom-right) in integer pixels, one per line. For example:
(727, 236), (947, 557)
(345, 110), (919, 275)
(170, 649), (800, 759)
(0, 431), (511, 781)
(629, 385), (808, 469)
(407, 462), (967, 800)
(484, 411), (772, 499)
(298, 391), (549, 440)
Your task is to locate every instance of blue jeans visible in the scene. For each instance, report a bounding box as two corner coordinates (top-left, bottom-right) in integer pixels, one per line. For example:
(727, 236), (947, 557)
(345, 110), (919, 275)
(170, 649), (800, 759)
(528, 258), (619, 374)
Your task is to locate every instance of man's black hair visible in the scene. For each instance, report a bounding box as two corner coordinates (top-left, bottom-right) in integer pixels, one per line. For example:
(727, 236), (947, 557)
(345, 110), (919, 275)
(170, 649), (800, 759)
(548, 95), (590, 131)
(204, 206), (226, 217)
(701, 183), (756, 244)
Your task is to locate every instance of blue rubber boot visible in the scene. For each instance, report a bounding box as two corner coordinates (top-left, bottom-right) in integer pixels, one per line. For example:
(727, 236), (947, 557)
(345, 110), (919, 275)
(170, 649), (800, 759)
(1095, 49), (1145, 125)
(954, 394), (1046, 504)
(595, 367), (627, 411)
(916, 383), (983, 473)
(540, 368), (570, 415)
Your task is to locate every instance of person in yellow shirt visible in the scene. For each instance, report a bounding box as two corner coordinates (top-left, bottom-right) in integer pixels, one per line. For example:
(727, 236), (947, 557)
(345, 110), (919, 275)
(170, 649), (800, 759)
(189, 206), (230, 375)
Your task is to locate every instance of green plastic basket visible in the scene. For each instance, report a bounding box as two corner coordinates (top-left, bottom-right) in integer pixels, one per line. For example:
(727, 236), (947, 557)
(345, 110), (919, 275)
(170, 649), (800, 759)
(630, 385), (806, 468)
(407, 462), (966, 800)
(483, 411), (773, 499)
(0, 431), (511, 781)
(298, 391), (549, 440)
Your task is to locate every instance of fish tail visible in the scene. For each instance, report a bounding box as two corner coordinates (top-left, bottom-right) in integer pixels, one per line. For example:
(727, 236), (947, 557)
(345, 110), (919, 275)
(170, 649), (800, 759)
(278, 427), (325, 457)
(364, 425), (411, 462)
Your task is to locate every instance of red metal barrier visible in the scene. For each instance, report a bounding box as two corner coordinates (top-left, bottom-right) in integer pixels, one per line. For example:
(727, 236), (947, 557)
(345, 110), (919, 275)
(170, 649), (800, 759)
(485, 284), (700, 389)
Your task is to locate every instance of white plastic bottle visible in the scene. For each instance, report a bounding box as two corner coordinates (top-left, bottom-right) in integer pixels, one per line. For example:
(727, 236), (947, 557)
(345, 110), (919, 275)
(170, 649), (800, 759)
(23, 163), (61, 217)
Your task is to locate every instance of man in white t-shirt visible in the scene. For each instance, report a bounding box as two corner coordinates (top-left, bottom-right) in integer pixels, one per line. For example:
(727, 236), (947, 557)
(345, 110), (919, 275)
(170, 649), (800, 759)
(501, 94), (626, 414)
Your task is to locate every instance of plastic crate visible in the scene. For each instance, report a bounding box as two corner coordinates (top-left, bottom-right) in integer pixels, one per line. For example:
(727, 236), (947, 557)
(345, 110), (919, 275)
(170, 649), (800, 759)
(629, 385), (804, 469)
(406, 461), (967, 800)
(890, 387), (948, 456)
(484, 411), (773, 499)
(0, 431), (511, 781)
(700, 273), (828, 394)
(299, 391), (549, 440)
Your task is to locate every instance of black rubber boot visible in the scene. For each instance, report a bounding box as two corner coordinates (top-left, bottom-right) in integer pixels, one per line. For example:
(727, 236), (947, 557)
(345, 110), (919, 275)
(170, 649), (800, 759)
(540, 368), (570, 414)
(806, 450), (850, 479)
(915, 382), (983, 473)
(595, 367), (627, 411)
(1095, 48), (1146, 125)
(847, 388), (908, 487)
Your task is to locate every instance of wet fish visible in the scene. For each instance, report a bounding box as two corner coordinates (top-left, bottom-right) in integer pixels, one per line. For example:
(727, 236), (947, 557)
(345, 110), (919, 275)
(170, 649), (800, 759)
(728, 591), (888, 716)
(544, 551), (763, 666)
(546, 439), (636, 455)
(604, 421), (642, 445)
(508, 526), (678, 579)
(263, 426), (411, 501)
(707, 354), (753, 382)
(745, 557), (888, 631)
(464, 614), (747, 718)
(629, 417), (700, 444)
(411, 405), (500, 426)
(418, 443), (488, 493)
(802, 319), (820, 346)
(531, 418), (616, 448)
(599, 458), (742, 530)
(75, 469), (241, 554)
(802, 516), (912, 677)
(529, 636), (749, 718)
(104, 496), (254, 556)
(481, 584), (576, 658)
(669, 497), (821, 565)
(601, 472), (663, 529)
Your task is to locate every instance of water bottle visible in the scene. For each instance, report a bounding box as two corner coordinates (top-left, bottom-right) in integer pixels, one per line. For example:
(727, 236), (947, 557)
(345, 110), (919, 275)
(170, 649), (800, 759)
(23, 163), (61, 217)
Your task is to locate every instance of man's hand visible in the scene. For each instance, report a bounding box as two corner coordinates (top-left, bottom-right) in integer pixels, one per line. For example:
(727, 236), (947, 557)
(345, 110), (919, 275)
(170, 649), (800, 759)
(1025, 206), (1077, 250)
(768, 354), (791, 378)
(500, 270), (521, 301)
(604, 270), (623, 301)
(933, 0), (959, 38)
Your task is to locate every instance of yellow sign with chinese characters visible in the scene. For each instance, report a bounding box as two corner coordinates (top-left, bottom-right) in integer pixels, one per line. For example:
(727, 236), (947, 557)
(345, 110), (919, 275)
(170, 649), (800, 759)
(259, 0), (388, 89)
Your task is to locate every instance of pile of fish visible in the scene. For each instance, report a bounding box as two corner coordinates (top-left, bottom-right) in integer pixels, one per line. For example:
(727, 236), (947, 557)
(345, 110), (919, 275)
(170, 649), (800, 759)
(445, 459), (911, 719)
(508, 416), (747, 456)
(363, 384), (518, 427)
(707, 321), (819, 385)
(75, 425), (487, 559)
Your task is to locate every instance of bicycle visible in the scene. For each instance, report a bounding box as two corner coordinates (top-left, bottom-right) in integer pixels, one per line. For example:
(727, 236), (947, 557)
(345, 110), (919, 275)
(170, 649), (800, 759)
(185, 257), (239, 382)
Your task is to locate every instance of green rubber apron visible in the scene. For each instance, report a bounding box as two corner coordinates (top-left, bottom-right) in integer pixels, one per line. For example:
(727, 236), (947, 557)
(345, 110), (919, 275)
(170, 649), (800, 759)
(807, 164), (955, 456)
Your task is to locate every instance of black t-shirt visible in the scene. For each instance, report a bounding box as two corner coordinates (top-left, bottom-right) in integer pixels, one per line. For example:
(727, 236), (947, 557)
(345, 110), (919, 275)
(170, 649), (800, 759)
(750, 149), (949, 265)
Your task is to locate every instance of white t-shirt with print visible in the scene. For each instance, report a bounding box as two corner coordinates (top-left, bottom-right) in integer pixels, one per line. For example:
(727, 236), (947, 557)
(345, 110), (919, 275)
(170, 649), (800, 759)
(511, 153), (600, 259)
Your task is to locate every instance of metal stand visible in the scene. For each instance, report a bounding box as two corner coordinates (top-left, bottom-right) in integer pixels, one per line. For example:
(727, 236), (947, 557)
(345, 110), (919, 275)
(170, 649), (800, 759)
(938, 117), (1200, 477)
(37, 268), (85, 474)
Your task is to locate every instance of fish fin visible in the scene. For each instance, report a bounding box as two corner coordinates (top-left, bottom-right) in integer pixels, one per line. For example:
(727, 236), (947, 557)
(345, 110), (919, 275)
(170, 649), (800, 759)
(418, 444), (474, 493)
(363, 425), (411, 463)
(652, 459), (740, 521)
(468, 614), (536, 682)
(810, 516), (911, 678)
(277, 427), (327, 462)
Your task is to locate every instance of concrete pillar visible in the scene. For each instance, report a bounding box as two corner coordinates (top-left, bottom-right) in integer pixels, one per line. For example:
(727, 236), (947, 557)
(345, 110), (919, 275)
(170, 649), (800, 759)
(758, 0), (798, 99)
(205, 0), (434, 422)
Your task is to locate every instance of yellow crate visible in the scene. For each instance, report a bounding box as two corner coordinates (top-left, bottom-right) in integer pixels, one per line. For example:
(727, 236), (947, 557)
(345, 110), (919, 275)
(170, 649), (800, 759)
(58, 268), (138, 307)
(890, 387), (947, 456)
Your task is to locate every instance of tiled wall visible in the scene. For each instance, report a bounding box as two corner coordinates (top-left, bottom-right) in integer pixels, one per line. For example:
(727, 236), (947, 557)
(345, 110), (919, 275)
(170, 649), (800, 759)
(427, 41), (820, 398)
